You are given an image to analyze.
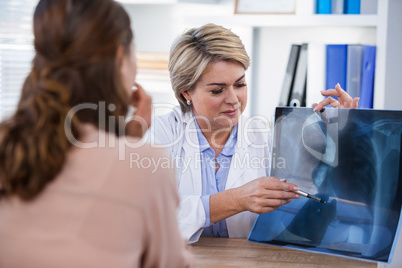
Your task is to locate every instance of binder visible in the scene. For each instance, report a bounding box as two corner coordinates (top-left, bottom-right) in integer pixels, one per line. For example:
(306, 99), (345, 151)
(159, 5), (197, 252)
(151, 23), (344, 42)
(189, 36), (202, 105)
(326, 44), (347, 98)
(306, 43), (326, 107)
(332, 0), (345, 14)
(359, 45), (376, 109)
(289, 44), (308, 107)
(346, 45), (364, 99)
(317, 0), (331, 14)
(279, 44), (301, 106)
(346, 0), (361, 14)
(361, 0), (377, 14)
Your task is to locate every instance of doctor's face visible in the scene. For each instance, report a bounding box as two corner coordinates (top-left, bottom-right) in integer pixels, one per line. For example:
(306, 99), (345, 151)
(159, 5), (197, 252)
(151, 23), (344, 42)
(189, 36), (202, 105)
(183, 60), (247, 131)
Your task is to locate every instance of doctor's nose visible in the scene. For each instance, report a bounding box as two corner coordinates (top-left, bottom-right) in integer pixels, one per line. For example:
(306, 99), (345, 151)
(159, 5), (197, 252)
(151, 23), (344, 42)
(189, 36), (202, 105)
(225, 87), (239, 105)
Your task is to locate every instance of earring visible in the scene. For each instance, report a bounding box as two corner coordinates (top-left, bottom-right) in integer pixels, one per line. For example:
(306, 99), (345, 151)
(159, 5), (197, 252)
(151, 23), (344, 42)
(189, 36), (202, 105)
(186, 99), (191, 106)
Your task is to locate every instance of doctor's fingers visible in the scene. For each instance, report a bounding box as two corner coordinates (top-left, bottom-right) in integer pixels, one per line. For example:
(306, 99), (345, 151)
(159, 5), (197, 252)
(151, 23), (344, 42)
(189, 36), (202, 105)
(313, 97), (340, 111)
(258, 177), (299, 192)
(320, 84), (347, 99)
(251, 198), (292, 214)
(352, 97), (359, 108)
(322, 85), (354, 107)
(261, 189), (301, 200)
(333, 83), (354, 106)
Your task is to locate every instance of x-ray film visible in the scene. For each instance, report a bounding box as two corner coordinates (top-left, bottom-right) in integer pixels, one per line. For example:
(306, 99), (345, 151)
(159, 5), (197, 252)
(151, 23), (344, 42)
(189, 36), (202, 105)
(248, 107), (402, 263)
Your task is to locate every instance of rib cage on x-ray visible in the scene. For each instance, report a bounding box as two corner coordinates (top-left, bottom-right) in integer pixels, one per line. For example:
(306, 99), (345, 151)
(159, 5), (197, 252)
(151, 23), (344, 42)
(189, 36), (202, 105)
(248, 107), (402, 263)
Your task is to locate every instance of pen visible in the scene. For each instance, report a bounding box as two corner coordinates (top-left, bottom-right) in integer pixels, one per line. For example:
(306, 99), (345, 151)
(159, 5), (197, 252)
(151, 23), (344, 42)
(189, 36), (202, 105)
(294, 190), (326, 203)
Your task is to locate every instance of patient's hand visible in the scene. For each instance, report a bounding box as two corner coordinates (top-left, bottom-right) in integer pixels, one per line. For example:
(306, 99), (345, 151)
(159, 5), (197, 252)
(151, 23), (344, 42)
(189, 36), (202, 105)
(126, 82), (152, 138)
(312, 83), (359, 111)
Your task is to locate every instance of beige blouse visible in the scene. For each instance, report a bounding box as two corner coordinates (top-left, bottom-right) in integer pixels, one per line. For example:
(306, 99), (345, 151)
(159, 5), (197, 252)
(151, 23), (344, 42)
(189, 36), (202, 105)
(0, 124), (194, 268)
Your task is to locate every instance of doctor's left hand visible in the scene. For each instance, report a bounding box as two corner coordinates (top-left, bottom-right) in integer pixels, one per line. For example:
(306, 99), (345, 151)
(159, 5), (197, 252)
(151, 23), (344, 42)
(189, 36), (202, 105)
(312, 83), (359, 111)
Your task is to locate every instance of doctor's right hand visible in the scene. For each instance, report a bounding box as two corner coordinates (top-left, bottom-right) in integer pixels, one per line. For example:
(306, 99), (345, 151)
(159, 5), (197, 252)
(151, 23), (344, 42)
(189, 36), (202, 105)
(232, 177), (300, 214)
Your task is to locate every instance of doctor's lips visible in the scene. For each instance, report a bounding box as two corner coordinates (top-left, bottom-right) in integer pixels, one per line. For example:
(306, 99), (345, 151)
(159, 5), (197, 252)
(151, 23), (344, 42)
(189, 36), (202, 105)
(222, 108), (238, 117)
(293, 189), (326, 204)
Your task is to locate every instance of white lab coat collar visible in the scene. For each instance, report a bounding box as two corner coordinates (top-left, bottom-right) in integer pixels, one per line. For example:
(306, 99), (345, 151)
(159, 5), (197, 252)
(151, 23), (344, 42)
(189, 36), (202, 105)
(180, 108), (257, 151)
(179, 108), (257, 191)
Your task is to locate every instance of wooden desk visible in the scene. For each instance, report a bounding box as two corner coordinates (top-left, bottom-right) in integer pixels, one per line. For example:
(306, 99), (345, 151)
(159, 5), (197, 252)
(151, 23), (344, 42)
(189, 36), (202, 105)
(190, 238), (377, 268)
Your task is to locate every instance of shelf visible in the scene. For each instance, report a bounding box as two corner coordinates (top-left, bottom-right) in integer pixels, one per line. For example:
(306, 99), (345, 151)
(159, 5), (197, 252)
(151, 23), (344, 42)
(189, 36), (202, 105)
(184, 14), (378, 27)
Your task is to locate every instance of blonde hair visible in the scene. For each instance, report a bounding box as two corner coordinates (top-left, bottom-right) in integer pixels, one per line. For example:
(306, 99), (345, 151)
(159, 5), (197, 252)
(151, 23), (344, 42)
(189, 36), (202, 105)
(169, 23), (250, 113)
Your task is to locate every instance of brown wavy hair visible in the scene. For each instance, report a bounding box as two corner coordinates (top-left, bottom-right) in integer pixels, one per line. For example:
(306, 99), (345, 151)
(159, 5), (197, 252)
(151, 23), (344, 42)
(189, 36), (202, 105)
(0, 0), (133, 201)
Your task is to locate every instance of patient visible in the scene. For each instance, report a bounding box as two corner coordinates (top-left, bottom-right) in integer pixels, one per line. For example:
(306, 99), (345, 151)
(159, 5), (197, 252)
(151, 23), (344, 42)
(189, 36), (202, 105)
(0, 0), (193, 267)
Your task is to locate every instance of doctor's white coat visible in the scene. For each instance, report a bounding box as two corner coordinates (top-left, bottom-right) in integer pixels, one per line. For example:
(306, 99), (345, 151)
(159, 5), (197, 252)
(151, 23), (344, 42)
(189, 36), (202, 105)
(146, 107), (272, 243)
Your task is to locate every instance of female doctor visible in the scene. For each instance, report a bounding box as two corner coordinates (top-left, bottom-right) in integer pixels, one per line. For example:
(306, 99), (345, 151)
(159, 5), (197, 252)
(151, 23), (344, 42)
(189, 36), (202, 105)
(147, 24), (359, 243)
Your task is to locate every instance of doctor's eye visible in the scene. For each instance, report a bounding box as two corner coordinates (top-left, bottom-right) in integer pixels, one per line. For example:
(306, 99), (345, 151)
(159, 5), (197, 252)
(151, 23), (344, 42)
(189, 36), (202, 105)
(236, 83), (247, 88)
(211, 89), (223, 95)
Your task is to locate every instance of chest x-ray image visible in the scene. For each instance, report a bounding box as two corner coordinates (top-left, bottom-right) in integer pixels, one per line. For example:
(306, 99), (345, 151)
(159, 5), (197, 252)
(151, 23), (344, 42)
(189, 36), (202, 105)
(248, 107), (402, 263)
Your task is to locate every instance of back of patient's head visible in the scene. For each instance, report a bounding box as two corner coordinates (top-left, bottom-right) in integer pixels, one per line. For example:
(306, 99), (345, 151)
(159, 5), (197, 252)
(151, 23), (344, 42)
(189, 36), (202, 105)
(0, 0), (133, 201)
(169, 23), (250, 113)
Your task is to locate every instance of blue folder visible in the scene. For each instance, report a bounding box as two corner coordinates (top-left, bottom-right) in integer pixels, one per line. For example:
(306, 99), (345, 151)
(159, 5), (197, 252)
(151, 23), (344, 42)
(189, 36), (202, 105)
(317, 0), (331, 14)
(359, 45), (376, 109)
(326, 44), (348, 98)
(248, 107), (402, 263)
(346, 0), (361, 14)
